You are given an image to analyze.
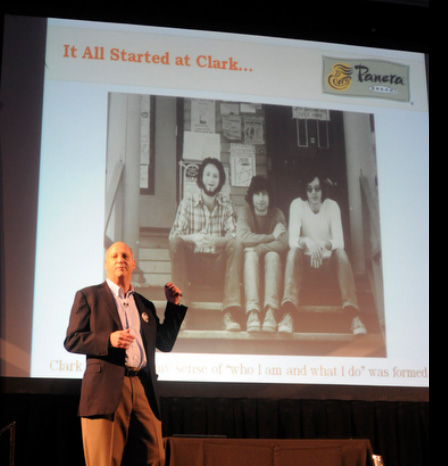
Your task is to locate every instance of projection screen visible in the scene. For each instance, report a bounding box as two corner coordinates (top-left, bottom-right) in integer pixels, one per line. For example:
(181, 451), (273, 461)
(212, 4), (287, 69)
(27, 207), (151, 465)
(0, 15), (429, 390)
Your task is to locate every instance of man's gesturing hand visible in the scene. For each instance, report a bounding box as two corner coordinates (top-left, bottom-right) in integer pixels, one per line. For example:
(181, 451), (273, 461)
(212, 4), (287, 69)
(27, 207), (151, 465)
(110, 329), (135, 349)
(165, 282), (182, 305)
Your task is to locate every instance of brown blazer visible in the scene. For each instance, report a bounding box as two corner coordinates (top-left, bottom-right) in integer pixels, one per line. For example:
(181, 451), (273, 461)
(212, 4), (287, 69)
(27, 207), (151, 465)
(64, 281), (187, 419)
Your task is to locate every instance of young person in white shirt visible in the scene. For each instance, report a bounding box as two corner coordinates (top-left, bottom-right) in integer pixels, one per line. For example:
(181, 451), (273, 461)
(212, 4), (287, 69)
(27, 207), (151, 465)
(279, 171), (367, 335)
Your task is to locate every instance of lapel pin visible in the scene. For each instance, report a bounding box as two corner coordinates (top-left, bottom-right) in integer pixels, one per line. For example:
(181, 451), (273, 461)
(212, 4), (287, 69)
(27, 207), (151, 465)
(142, 312), (150, 323)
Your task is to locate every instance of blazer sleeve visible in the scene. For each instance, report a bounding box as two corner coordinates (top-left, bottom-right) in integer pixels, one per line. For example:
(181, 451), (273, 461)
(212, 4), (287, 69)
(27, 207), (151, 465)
(64, 286), (114, 358)
(156, 301), (188, 352)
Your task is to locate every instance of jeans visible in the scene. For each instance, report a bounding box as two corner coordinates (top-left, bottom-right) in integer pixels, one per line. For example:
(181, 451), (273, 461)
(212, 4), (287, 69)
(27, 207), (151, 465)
(244, 248), (282, 314)
(282, 247), (359, 312)
(169, 236), (242, 312)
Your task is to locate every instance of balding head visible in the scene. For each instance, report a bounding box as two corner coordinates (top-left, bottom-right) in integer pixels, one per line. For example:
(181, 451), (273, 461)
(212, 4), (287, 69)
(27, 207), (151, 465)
(105, 242), (136, 291)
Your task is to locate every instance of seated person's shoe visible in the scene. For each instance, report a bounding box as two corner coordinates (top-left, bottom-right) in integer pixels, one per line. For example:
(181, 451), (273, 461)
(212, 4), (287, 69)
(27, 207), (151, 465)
(351, 316), (367, 335)
(223, 311), (241, 331)
(246, 311), (261, 332)
(261, 308), (277, 332)
(278, 312), (294, 334)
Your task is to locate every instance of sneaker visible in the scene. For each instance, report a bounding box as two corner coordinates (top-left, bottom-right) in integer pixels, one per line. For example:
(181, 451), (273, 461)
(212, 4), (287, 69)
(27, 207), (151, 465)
(246, 311), (261, 332)
(351, 316), (367, 335)
(278, 312), (294, 334)
(262, 308), (277, 332)
(223, 311), (241, 332)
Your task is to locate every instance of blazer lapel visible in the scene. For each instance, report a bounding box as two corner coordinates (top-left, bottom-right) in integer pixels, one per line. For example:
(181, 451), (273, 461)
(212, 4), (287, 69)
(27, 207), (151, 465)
(133, 293), (155, 342)
(99, 281), (123, 328)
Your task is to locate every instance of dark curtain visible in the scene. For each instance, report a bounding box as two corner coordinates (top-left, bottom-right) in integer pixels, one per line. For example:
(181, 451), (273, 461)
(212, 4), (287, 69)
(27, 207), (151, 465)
(0, 394), (428, 466)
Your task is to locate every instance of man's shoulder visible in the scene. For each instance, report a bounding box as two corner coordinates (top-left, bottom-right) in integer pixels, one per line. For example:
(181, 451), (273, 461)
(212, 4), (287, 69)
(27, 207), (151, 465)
(290, 197), (305, 206)
(321, 198), (340, 212)
(215, 191), (234, 209)
(270, 206), (285, 215)
(271, 206), (286, 221)
(176, 190), (202, 209)
(133, 290), (154, 307)
(323, 198), (338, 207)
(77, 282), (108, 296)
(239, 203), (252, 215)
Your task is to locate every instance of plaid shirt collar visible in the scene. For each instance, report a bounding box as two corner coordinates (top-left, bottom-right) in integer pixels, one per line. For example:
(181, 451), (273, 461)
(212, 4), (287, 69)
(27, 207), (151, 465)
(191, 189), (230, 207)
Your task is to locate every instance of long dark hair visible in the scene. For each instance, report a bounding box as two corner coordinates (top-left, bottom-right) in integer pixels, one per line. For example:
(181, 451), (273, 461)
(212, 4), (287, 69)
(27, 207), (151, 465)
(245, 175), (274, 208)
(299, 168), (333, 201)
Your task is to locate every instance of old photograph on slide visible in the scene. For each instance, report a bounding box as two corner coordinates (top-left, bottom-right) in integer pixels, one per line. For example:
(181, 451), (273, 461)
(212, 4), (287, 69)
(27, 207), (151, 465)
(105, 93), (385, 359)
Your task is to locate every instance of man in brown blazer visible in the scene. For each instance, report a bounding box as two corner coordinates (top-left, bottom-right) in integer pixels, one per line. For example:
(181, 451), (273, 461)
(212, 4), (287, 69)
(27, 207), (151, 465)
(64, 242), (187, 466)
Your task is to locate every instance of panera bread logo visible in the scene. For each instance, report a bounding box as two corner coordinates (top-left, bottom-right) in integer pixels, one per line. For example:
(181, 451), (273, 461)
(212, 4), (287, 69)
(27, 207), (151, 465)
(323, 57), (410, 102)
(326, 63), (353, 91)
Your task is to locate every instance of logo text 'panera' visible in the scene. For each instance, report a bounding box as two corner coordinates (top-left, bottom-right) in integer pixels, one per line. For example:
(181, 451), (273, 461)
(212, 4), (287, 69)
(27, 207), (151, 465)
(323, 57), (410, 102)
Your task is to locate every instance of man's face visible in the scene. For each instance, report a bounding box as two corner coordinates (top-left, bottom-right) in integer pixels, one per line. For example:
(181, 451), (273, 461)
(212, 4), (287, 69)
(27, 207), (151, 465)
(201, 163), (221, 196)
(253, 190), (270, 216)
(306, 177), (322, 206)
(105, 242), (136, 285)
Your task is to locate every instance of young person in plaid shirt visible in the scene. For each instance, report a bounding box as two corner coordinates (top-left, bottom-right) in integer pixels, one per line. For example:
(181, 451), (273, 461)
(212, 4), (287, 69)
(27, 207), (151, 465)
(169, 157), (243, 331)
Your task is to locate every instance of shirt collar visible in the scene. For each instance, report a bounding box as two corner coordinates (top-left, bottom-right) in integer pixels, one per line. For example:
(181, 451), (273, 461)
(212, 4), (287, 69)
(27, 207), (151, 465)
(106, 278), (134, 299)
(192, 190), (229, 207)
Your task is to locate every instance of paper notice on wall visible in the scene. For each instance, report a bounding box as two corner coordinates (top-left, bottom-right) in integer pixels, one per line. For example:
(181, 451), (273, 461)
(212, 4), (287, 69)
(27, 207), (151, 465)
(230, 143), (256, 187)
(182, 131), (221, 160)
(222, 114), (242, 141)
(243, 116), (264, 144)
(292, 107), (330, 120)
(191, 99), (215, 133)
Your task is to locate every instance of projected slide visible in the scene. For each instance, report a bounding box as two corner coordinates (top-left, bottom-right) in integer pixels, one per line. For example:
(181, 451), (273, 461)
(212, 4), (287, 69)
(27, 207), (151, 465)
(3, 17), (428, 388)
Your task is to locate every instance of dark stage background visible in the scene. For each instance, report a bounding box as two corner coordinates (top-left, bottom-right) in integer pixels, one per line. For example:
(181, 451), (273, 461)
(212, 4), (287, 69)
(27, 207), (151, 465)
(1, 4), (429, 466)
(0, 378), (429, 466)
